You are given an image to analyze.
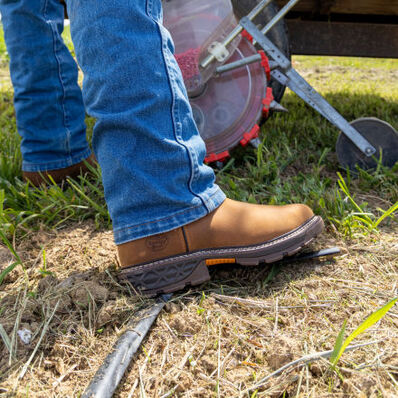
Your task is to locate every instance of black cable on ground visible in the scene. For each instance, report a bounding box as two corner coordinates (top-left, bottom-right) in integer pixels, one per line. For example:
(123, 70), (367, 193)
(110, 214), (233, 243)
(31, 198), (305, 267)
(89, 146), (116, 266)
(82, 294), (172, 398)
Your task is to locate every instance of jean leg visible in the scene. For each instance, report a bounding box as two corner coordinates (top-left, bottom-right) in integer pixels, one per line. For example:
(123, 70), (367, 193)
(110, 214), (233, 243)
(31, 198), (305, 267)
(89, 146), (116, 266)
(66, 0), (226, 244)
(0, 0), (91, 172)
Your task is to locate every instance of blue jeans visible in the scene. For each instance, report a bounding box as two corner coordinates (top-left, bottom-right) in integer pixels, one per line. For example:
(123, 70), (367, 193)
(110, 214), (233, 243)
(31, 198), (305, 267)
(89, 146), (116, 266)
(0, 0), (226, 244)
(1, 0), (91, 171)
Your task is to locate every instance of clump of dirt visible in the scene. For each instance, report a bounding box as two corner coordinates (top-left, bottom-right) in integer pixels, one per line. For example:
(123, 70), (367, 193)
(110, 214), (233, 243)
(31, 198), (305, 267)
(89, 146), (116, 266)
(97, 301), (118, 326)
(168, 312), (202, 335)
(309, 361), (327, 376)
(200, 355), (217, 374)
(265, 336), (296, 370)
(0, 246), (13, 268)
(164, 301), (181, 314)
(70, 280), (109, 308)
(342, 373), (378, 396)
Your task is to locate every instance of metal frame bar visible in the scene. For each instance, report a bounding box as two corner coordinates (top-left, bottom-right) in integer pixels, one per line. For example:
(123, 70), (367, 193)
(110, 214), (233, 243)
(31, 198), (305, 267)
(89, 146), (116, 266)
(240, 17), (376, 156)
(257, 0), (301, 39)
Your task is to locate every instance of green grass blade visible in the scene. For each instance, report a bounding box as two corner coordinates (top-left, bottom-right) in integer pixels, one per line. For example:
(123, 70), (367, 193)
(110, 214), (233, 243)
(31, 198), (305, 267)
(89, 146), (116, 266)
(67, 178), (109, 218)
(0, 323), (12, 354)
(0, 261), (20, 285)
(337, 173), (374, 225)
(329, 319), (347, 367)
(374, 201), (398, 227)
(331, 297), (398, 367)
(262, 264), (281, 287)
(0, 228), (21, 263)
(0, 224), (23, 284)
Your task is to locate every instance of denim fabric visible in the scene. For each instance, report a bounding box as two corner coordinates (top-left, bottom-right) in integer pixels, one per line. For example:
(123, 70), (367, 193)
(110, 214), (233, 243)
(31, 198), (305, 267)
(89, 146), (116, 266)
(66, 0), (226, 243)
(0, 0), (92, 171)
(2, 0), (226, 243)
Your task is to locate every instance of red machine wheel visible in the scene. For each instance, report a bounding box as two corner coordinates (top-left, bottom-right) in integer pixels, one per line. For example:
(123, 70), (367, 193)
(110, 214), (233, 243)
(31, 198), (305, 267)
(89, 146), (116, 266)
(163, 0), (270, 161)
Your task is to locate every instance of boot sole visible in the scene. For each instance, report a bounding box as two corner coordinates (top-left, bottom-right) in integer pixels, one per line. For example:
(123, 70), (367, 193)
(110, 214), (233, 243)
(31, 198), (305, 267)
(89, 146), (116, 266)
(119, 216), (324, 296)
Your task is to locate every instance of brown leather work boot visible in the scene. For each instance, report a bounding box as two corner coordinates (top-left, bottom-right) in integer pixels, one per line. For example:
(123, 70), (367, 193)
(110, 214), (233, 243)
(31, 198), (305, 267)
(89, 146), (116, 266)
(23, 154), (97, 187)
(118, 199), (324, 295)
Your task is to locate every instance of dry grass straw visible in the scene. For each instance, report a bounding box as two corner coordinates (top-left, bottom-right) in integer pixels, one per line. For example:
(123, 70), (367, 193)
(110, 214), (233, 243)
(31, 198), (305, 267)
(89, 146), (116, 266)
(0, 222), (152, 396)
(1, 221), (397, 397)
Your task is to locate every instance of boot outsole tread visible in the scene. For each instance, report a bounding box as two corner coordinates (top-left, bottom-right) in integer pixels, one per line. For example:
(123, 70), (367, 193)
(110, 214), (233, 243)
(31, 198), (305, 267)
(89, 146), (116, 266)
(119, 216), (324, 296)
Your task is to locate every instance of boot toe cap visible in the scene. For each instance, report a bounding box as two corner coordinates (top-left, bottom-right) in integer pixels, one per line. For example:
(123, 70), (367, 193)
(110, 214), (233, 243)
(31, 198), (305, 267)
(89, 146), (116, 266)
(290, 204), (314, 223)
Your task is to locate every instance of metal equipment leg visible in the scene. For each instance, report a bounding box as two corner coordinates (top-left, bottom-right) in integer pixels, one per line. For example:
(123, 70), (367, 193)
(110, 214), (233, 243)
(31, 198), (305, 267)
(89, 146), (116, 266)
(239, 17), (377, 157)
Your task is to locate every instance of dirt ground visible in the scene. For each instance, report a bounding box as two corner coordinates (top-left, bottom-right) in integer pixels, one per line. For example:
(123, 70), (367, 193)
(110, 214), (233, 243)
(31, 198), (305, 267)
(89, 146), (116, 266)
(0, 220), (397, 397)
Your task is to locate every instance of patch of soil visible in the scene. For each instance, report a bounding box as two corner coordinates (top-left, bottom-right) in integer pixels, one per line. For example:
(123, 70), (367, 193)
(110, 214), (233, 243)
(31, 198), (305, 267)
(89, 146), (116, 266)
(1, 221), (398, 397)
(0, 221), (147, 396)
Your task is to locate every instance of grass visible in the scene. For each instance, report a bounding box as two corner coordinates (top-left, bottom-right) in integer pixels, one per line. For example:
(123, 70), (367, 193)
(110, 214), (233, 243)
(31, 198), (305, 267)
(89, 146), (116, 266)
(330, 296), (398, 370)
(0, 26), (108, 247)
(0, 25), (397, 245)
(0, 23), (397, 397)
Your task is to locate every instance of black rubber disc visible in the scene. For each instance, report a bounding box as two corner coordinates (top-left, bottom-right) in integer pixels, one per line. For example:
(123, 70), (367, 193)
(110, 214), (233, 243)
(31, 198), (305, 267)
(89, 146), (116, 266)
(231, 0), (291, 102)
(336, 117), (398, 172)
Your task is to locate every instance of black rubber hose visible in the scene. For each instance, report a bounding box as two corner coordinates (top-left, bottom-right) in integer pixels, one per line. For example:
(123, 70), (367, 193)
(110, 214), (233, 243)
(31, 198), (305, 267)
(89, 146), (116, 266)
(82, 294), (172, 398)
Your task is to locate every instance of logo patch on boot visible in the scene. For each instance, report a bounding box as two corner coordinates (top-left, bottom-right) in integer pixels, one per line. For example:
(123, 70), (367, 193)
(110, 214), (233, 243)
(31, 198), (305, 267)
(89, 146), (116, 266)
(146, 235), (168, 252)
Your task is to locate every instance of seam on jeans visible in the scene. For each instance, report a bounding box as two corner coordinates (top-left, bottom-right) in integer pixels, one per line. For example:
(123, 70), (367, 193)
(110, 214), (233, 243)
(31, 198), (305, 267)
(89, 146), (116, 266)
(44, 0), (72, 164)
(50, 23), (72, 161)
(156, 23), (210, 213)
(146, 0), (153, 18)
(40, 0), (46, 17)
(114, 188), (222, 233)
(145, 0), (210, 212)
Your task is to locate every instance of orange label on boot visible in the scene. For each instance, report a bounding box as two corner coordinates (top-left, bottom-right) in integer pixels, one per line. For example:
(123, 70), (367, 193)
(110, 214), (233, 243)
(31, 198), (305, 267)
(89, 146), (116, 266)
(206, 258), (236, 266)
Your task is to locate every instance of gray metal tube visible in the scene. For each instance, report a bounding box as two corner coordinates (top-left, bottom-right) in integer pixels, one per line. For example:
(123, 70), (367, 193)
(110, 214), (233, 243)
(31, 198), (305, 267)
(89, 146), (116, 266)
(216, 54), (278, 74)
(260, 0), (301, 36)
